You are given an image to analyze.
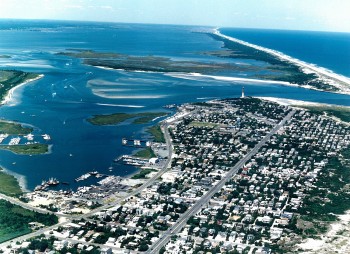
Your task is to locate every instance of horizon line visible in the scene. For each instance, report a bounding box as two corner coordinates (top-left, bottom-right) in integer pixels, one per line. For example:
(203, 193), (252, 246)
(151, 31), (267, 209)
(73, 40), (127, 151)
(0, 18), (349, 34)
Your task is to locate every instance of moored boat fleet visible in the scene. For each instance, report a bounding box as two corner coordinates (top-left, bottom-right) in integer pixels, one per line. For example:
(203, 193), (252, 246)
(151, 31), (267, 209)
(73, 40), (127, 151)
(115, 155), (148, 166)
(74, 171), (106, 182)
(0, 133), (51, 145)
(34, 171), (107, 192)
(34, 178), (60, 191)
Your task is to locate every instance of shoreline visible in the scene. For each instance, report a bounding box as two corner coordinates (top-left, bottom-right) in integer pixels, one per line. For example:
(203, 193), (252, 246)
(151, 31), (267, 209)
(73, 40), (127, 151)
(257, 96), (350, 108)
(214, 29), (350, 95)
(1, 74), (44, 106)
(0, 166), (29, 193)
(166, 72), (296, 86)
(0, 73), (44, 192)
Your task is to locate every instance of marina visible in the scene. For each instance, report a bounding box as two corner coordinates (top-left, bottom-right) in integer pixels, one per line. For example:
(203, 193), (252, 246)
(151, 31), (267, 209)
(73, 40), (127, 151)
(114, 155), (149, 166)
(0, 133), (51, 146)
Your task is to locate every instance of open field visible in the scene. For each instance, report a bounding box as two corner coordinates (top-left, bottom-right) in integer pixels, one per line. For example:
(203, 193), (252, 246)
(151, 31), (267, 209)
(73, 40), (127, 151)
(131, 168), (157, 179)
(134, 147), (156, 159)
(298, 105), (350, 123)
(0, 168), (22, 196)
(147, 124), (165, 143)
(189, 121), (219, 128)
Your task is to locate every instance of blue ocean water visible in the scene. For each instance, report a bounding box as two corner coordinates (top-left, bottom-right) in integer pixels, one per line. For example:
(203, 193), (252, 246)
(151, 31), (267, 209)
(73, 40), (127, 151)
(0, 20), (350, 190)
(220, 28), (350, 77)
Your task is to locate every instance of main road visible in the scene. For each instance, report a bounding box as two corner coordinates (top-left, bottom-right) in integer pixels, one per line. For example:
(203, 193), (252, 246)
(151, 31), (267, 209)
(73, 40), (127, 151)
(148, 110), (295, 253)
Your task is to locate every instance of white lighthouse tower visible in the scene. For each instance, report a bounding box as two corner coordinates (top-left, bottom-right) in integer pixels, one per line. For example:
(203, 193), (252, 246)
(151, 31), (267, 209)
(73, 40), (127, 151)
(241, 87), (245, 98)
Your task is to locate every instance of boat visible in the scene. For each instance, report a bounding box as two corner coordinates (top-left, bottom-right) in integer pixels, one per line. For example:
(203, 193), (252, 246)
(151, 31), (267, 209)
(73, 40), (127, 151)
(122, 138), (128, 145)
(75, 173), (91, 182)
(24, 134), (34, 141)
(42, 134), (51, 140)
(134, 140), (141, 146)
(47, 177), (59, 186)
(61, 182), (70, 185)
(89, 171), (98, 175)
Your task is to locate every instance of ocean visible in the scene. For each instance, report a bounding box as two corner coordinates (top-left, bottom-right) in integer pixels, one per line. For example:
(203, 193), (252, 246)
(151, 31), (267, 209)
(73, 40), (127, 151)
(0, 20), (349, 190)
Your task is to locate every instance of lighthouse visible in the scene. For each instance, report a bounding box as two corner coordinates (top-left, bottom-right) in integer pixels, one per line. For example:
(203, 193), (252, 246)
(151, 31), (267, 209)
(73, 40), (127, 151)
(241, 87), (245, 98)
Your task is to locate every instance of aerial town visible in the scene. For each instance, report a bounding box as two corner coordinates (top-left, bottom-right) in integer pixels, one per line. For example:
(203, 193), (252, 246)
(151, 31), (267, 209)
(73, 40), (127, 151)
(1, 95), (350, 254)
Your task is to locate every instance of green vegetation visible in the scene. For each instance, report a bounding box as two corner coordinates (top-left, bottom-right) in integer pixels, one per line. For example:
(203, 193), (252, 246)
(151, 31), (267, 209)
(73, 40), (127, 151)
(57, 49), (122, 59)
(59, 50), (245, 74)
(60, 42), (341, 93)
(134, 147), (156, 159)
(189, 121), (219, 128)
(147, 124), (165, 143)
(298, 105), (350, 123)
(293, 148), (350, 237)
(0, 199), (58, 243)
(131, 168), (157, 179)
(0, 120), (32, 135)
(0, 70), (40, 102)
(0, 144), (49, 155)
(88, 112), (168, 125)
(0, 167), (22, 196)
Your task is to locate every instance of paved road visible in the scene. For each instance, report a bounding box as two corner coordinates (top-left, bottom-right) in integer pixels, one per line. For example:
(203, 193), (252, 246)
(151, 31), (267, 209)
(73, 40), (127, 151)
(148, 110), (295, 253)
(0, 193), (54, 215)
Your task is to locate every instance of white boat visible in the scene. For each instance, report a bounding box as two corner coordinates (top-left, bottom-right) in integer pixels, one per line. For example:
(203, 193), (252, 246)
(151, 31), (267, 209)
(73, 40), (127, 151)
(42, 134), (51, 140)
(75, 173), (91, 182)
(25, 134), (34, 141)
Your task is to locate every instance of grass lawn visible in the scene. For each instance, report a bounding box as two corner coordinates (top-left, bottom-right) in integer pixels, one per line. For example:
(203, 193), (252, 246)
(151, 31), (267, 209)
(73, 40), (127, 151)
(134, 147), (156, 159)
(0, 168), (22, 196)
(131, 168), (157, 179)
(189, 121), (219, 128)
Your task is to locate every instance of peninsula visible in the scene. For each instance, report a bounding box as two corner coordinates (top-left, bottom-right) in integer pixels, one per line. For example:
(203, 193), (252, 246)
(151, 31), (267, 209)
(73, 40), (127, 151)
(0, 70), (43, 104)
(211, 29), (350, 94)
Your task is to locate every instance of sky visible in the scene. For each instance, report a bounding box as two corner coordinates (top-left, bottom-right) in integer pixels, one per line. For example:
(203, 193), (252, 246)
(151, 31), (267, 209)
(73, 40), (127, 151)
(0, 0), (349, 32)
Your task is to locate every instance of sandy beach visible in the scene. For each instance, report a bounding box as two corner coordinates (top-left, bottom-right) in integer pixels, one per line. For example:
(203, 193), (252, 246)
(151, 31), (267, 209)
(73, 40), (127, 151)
(1, 74), (44, 106)
(256, 96), (347, 107)
(167, 72), (296, 86)
(214, 29), (350, 94)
